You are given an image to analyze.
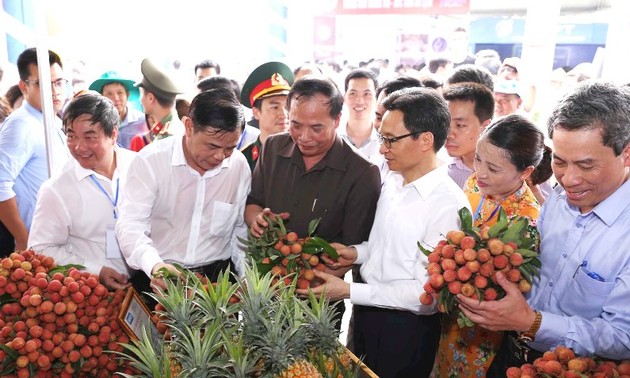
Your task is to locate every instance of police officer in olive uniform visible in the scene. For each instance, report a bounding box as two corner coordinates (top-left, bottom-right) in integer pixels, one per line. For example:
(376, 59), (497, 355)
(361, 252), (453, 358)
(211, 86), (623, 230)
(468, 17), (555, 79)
(130, 58), (184, 152)
(240, 62), (294, 171)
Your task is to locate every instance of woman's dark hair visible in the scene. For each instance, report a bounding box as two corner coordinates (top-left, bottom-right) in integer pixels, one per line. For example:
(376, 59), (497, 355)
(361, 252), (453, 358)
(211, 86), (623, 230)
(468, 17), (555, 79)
(5, 85), (23, 109)
(529, 145), (553, 185)
(481, 114), (547, 175)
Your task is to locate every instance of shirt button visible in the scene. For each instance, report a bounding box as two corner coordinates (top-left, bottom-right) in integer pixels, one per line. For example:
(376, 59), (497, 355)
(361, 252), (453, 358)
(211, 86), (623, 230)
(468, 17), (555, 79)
(576, 223), (583, 228)
(562, 254), (567, 258)
(548, 282), (553, 287)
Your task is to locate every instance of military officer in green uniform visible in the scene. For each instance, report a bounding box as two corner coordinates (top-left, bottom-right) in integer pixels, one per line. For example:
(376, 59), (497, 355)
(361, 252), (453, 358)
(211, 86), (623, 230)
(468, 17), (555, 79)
(240, 62), (294, 170)
(130, 58), (184, 152)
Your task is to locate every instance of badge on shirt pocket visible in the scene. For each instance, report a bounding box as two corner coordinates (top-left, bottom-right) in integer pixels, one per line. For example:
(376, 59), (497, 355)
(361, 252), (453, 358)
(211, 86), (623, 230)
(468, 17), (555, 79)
(106, 225), (123, 259)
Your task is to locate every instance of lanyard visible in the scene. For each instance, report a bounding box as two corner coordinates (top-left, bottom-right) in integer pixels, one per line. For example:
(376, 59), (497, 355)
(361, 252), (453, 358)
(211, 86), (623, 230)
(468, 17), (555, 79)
(236, 128), (247, 150)
(473, 195), (502, 226)
(90, 175), (120, 219)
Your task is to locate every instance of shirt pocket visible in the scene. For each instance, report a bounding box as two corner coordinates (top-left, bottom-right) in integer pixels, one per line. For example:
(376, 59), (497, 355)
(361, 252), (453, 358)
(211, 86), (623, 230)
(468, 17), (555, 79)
(209, 201), (238, 238)
(558, 267), (615, 319)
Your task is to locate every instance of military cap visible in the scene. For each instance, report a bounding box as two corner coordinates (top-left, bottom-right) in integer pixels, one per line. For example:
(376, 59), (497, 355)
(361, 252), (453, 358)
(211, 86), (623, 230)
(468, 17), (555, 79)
(240, 61), (294, 108)
(135, 58), (183, 99)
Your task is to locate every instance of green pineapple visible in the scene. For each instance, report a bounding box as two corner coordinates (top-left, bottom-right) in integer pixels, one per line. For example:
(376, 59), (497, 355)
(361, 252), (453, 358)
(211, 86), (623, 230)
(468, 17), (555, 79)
(114, 326), (179, 378)
(193, 269), (241, 327)
(117, 266), (358, 378)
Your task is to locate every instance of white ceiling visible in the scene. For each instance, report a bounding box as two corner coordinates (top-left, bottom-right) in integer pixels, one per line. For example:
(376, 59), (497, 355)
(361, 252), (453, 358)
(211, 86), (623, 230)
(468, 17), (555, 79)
(470, 0), (611, 16)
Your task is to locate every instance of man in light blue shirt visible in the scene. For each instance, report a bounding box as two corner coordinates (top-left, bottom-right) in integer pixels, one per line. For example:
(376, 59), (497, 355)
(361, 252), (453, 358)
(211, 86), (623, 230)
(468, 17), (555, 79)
(0, 48), (69, 254)
(458, 82), (630, 374)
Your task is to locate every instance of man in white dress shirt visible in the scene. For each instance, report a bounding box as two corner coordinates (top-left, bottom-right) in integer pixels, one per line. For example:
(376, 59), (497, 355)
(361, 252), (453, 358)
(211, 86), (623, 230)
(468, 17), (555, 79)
(29, 93), (135, 290)
(116, 88), (250, 294)
(300, 87), (470, 378)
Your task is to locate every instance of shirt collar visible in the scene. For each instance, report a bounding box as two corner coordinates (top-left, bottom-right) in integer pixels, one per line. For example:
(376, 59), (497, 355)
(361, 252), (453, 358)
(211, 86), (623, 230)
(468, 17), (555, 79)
(171, 134), (231, 173)
(449, 156), (474, 172)
(280, 133), (347, 172)
(584, 178), (630, 226)
(23, 101), (42, 117)
(404, 165), (449, 200)
(338, 123), (378, 148)
(73, 147), (120, 182)
(172, 135), (187, 166)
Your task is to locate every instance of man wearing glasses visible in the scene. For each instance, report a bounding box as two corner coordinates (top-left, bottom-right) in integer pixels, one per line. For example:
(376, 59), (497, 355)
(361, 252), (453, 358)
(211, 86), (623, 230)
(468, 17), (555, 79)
(300, 87), (470, 378)
(0, 48), (69, 256)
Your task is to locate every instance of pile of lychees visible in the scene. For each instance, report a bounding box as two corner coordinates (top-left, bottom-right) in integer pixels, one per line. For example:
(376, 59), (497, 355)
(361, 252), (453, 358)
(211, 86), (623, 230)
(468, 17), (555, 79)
(240, 217), (338, 289)
(419, 207), (541, 327)
(0, 250), (136, 378)
(507, 345), (630, 377)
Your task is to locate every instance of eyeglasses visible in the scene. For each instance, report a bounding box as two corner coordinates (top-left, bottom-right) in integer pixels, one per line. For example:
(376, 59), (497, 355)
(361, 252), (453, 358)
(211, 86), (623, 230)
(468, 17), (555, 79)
(24, 78), (68, 90)
(377, 131), (421, 149)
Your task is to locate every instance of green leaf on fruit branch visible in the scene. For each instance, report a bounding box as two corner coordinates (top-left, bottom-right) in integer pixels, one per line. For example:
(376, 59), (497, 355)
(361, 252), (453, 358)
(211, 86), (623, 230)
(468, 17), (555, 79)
(48, 263), (86, 275)
(458, 207), (474, 231)
(307, 218), (321, 237)
(307, 237), (339, 259)
(417, 241), (432, 257)
(488, 207), (509, 238)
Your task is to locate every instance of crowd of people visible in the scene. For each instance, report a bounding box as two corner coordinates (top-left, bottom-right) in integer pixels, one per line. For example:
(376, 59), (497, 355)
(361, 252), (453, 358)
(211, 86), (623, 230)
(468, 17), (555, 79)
(1, 45), (629, 378)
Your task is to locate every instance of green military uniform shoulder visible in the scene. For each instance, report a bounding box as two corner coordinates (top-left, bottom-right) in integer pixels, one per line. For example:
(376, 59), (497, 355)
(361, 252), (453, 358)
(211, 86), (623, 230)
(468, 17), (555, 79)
(241, 137), (262, 171)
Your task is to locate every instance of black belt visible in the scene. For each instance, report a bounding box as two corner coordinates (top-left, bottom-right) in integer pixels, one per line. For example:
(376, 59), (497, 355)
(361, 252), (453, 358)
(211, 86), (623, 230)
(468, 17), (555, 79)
(187, 258), (235, 283)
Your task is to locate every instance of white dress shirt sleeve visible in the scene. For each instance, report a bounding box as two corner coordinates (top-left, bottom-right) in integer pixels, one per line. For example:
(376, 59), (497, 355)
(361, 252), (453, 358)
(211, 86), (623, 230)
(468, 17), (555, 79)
(353, 241), (370, 265)
(115, 156), (163, 277)
(350, 201), (465, 314)
(28, 182), (101, 274)
(229, 168), (251, 278)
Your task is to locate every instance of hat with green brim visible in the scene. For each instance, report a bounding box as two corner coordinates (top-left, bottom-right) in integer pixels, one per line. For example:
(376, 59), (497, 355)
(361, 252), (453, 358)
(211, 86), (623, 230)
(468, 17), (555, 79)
(135, 58), (183, 100)
(89, 71), (138, 98)
(240, 61), (294, 108)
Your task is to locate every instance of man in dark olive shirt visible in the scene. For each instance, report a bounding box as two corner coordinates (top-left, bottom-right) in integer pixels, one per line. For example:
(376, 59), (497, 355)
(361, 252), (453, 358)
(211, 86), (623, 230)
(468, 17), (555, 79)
(245, 76), (381, 330)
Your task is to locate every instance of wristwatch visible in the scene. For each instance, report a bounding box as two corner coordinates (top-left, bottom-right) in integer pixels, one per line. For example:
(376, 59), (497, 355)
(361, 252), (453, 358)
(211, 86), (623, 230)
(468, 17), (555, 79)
(518, 310), (542, 343)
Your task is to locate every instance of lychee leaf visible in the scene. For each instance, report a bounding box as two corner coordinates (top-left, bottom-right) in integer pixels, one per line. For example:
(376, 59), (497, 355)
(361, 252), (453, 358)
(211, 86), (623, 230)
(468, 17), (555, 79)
(302, 244), (322, 255)
(0, 293), (17, 306)
(518, 265), (534, 283)
(518, 237), (536, 250)
(462, 227), (481, 242)
(417, 241), (432, 257)
(308, 237), (339, 259)
(307, 218), (321, 237)
(488, 208), (509, 238)
(456, 317), (465, 328)
(458, 207), (474, 231)
(517, 248), (538, 258)
(501, 218), (528, 244)
(527, 256), (542, 269)
(0, 344), (18, 360)
(302, 259), (311, 270)
(48, 263), (86, 275)
(475, 287), (483, 303)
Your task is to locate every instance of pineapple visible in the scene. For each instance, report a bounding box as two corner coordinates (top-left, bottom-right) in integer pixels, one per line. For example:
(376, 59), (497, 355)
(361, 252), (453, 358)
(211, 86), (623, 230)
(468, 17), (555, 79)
(117, 266), (357, 378)
(277, 359), (323, 378)
(114, 326), (179, 378)
(299, 291), (341, 355)
(193, 269), (241, 327)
